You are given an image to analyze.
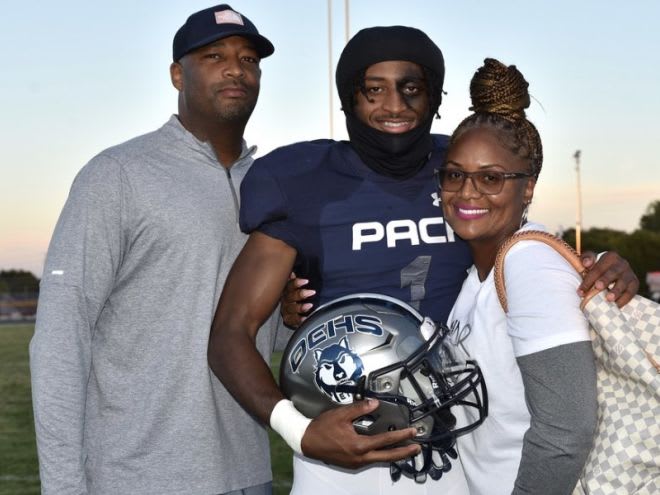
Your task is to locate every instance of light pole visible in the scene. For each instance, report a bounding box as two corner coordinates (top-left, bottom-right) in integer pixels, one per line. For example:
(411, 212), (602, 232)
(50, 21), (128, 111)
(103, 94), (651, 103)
(574, 150), (583, 254)
(327, 0), (350, 139)
(327, 0), (334, 138)
(344, 0), (350, 44)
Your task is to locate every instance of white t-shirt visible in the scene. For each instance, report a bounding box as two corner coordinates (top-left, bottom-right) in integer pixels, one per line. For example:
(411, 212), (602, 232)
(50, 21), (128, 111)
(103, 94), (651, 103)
(447, 223), (590, 495)
(291, 452), (469, 495)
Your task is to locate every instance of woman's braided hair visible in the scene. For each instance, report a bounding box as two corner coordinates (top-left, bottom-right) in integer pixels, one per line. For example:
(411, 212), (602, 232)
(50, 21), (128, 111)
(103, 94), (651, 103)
(450, 58), (543, 178)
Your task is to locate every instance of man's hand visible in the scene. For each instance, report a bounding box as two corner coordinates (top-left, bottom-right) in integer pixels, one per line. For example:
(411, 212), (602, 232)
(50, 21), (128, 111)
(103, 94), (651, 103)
(281, 272), (316, 329)
(301, 398), (420, 469)
(579, 251), (639, 307)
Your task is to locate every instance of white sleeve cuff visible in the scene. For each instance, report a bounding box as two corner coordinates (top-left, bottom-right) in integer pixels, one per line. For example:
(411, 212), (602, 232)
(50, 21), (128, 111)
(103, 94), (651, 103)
(269, 399), (312, 455)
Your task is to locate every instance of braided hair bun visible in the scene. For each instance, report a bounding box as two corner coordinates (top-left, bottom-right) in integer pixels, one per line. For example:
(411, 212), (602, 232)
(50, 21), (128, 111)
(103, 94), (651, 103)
(470, 58), (530, 121)
(451, 58), (543, 177)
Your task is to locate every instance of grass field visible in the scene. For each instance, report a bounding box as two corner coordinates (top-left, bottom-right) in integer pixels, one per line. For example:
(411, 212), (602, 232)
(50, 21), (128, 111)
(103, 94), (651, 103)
(0, 324), (292, 495)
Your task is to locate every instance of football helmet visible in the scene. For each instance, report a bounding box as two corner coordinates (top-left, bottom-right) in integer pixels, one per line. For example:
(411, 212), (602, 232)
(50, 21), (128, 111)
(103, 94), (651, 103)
(280, 293), (488, 481)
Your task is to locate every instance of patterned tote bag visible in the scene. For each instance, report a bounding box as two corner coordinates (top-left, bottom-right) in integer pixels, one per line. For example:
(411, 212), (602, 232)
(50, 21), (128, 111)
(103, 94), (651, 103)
(493, 230), (660, 494)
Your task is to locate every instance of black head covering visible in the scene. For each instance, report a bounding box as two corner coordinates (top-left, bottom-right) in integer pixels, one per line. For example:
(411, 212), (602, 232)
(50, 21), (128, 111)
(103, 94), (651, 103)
(336, 26), (444, 113)
(335, 26), (445, 179)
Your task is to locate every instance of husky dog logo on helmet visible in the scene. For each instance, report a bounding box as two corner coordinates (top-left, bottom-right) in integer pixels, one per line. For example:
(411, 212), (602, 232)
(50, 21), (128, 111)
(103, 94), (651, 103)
(313, 336), (364, 404)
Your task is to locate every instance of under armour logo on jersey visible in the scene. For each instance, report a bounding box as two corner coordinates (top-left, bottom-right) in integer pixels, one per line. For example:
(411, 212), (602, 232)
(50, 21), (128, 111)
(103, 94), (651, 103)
(431, 192), (441, 207)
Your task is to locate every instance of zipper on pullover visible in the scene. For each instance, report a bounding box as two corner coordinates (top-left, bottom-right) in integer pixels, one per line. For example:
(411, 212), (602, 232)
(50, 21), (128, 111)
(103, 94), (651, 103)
(225, 167), (240, 224)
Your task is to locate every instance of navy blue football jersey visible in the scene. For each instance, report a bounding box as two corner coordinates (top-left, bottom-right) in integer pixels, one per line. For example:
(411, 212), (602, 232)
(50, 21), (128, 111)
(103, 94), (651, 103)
(240, 136), (472, 324)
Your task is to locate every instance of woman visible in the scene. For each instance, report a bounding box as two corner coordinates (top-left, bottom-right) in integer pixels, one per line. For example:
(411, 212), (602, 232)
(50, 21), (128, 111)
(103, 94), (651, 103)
(440, 58), (597, 494)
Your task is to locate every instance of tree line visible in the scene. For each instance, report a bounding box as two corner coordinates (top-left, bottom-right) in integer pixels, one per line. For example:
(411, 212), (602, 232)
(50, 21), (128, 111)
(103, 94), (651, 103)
(561, 200), (660, 296)
(0, 269), (40, 294)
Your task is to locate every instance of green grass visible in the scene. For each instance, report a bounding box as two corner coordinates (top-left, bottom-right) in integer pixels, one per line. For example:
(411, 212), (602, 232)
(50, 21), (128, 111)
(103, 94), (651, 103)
(270, 351), (294, 494)
(0, 324), (292, 495)
(0, 324), (40, 495)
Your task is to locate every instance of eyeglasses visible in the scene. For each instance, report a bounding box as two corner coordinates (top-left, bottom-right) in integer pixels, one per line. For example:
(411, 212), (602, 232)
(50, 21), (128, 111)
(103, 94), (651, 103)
(434, 167), (535, 195)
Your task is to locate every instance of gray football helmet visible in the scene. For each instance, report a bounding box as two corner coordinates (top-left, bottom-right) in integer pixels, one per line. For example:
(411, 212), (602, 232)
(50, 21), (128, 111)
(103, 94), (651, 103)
(280, 293), (487, 481)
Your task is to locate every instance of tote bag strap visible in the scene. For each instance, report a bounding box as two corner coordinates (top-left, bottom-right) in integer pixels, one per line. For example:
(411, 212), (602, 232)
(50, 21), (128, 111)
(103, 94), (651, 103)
(493, 230), (601, 313)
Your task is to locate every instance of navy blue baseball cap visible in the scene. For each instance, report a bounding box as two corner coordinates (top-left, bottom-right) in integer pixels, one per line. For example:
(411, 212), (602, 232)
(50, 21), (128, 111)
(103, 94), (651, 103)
(173, 4), (274, 61)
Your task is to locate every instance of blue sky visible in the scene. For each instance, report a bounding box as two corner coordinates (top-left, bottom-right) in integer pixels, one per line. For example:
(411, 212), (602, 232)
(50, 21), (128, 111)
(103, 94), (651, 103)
(1, 0), (659, 276)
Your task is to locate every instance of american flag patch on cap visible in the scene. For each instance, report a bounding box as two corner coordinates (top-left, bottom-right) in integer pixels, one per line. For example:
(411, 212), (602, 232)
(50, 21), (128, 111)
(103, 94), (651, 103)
(215, 10), (244, 25)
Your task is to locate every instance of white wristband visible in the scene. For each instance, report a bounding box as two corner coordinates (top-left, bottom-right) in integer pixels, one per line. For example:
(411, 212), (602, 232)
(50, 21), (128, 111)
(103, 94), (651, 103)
(269, 399), (312, 455)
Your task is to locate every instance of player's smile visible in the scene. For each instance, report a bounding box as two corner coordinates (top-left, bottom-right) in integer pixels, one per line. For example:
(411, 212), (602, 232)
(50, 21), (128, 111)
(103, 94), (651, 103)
(353, 60), (430, 134)
(376, 116), (416, 133)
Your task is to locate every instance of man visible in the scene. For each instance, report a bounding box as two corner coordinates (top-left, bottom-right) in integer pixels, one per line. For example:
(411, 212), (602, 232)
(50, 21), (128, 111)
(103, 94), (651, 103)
(209, 25), (638, 495)
(30, 5), (277, 494)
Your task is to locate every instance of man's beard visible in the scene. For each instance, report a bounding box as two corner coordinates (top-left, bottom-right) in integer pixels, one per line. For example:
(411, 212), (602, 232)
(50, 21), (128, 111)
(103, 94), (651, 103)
(214, 98), (257, 123)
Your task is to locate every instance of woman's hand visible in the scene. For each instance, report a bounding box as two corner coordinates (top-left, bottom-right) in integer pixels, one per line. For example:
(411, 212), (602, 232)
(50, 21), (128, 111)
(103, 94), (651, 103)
(280, 272), (316, 329)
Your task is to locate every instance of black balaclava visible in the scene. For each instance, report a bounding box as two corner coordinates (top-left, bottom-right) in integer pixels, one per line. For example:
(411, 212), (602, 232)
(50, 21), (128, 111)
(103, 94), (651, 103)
(336, 26), (445, 179)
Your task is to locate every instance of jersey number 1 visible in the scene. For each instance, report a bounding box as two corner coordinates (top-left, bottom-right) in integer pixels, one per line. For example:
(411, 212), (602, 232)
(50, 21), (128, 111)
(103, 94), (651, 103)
(400, 256), (431, 310)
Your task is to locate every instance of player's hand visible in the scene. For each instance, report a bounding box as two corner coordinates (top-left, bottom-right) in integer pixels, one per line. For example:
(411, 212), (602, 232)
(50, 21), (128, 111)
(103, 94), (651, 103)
(281, 272), (316, 329)
(300, 398), (420, 469)
(579, 251), (639, 307)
